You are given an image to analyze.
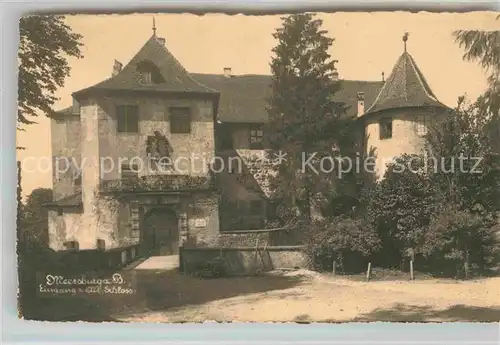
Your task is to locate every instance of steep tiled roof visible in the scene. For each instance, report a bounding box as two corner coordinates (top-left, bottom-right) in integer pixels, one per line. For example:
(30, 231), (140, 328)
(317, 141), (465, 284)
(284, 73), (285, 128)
(45, 192), (82, 208)
(191, 74), (272, 123)
(363, 51), (448, 116)
(191, 74), (383, 123)
(51, 106), (79, 119)
(73, 35), (218, 98)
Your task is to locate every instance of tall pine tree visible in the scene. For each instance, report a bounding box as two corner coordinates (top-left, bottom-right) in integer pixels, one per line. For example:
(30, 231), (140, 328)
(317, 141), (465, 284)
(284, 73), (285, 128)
(266, 13), (343, 225)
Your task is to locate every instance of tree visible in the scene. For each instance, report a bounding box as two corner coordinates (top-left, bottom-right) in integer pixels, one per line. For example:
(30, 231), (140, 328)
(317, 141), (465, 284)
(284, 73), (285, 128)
(266, 13), (344, 225)
(423, 204), (499, 278)
(18, 15), (83, 128)
(425, 97), (500, 213)
(20, 188), (53, 247)
(365, 154), (443, 267)
(454, 17), (500, 139)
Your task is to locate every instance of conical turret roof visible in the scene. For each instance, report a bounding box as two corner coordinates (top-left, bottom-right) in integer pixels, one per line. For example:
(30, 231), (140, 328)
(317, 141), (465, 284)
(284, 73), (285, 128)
(363, 51), (448, 116)
(73, 35), (218, 98)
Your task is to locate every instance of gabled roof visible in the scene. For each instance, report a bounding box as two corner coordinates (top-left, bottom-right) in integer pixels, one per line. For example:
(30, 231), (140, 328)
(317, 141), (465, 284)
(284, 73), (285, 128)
(44, 191), (82, 208)
(73, 35), (218, 98)
(191, 74), (383, 123)
(363, 51), (448, 116)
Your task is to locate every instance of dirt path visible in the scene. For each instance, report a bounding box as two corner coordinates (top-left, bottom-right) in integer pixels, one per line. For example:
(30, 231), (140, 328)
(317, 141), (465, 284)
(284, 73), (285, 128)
(112, 270), (500, 323)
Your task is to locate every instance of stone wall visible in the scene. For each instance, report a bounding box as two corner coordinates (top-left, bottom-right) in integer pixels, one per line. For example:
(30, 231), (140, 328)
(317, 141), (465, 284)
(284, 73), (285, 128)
(47, 209), (83, 251)
(51, 114), (81, 200)
(94, 196), (122, 250)
(48, 94), (218, 252)
(95, 96), (215, 180)
(187, 193), (220, 247)
(213, 231), (271, 247)
(180, 246), (308, 275)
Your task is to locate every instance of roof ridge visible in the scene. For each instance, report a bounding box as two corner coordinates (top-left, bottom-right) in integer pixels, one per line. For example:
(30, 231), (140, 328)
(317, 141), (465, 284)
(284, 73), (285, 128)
(73, 34), (218, 96)
(405, 52), (438, 101)
(153, 36), (219, 93)
(365, 70), (393, 113)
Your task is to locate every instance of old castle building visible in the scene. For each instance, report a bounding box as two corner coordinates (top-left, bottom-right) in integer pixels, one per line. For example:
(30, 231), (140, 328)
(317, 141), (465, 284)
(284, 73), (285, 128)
(46, 31), (449, 259)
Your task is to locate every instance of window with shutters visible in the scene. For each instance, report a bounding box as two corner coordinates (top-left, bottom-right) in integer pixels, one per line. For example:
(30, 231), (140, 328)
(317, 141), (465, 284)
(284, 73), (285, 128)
(116, 105), (139, 133)
(169, 107), (191, 134)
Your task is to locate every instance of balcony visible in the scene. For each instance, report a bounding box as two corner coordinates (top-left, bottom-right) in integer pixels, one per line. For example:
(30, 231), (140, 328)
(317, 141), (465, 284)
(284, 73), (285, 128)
(100, 174), (214, 194)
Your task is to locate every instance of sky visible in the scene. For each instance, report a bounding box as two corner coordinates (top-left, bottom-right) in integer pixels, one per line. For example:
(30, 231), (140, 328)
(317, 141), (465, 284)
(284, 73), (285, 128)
(16, 12), (500, 197)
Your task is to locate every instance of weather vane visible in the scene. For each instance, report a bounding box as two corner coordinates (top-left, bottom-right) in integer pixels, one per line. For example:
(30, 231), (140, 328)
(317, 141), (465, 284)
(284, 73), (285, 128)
(403, 32), (409, 52)
(152, 17), (157, 36)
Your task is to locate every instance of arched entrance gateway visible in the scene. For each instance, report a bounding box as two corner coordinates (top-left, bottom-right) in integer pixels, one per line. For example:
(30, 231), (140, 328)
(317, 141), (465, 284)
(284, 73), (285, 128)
(141, 207), (179, 256)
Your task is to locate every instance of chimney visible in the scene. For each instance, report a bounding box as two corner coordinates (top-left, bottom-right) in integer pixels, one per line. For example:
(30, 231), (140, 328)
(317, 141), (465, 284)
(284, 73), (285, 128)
(357, 92), (365, 117)
(223, 67), (232, 78)
(332, 68), (339, 81)
(332, 60), (339, 81)
(112, 60), (123, 77)
(157, 37), (166, 45)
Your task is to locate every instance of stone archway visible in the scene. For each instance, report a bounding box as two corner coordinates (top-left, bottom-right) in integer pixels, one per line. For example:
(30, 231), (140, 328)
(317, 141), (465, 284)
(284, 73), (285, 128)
(141, 207), (179, 256)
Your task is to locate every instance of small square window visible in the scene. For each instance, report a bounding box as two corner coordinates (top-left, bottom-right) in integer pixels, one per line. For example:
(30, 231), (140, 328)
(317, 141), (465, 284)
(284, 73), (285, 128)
(379, 117), (393, 140)
(117, 105), (139, 133)
(96, 239), (106, 250)
(416, 116), (427, 136)
(140, 71), (152, 84)
(57, 208), (63, 216)
(250, 126), (264, 149)
(64, 240), (79, 250)
(169, 107), (191, 134)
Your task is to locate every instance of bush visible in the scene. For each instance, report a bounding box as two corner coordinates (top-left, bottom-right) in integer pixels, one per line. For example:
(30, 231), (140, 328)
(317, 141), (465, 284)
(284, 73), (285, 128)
(422, 204), (500, 278)
(305, 217), (381, 273)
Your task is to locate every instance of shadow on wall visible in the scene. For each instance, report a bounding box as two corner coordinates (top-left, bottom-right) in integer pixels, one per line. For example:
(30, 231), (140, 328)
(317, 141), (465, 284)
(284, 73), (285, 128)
(350, 303), (500, 322)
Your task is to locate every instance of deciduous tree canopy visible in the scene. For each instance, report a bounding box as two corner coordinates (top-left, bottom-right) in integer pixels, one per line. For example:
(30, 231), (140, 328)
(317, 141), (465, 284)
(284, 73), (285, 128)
(18, 15), (83, 128)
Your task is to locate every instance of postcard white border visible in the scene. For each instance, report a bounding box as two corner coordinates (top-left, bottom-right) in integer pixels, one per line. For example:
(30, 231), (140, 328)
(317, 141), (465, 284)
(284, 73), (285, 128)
(2, 1), (500, 344)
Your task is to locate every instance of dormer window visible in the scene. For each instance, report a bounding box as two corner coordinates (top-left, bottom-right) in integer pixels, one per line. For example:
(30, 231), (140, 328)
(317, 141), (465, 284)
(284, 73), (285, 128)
(137, 60), (164, 85)
(141, 71), (152, 84)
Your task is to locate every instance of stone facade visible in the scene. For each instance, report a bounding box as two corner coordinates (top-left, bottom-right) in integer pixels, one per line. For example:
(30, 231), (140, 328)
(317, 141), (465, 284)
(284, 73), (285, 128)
(48, 93), (219, 251)
(51, 111), (81, 200)
(47, 33), (450, 256)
